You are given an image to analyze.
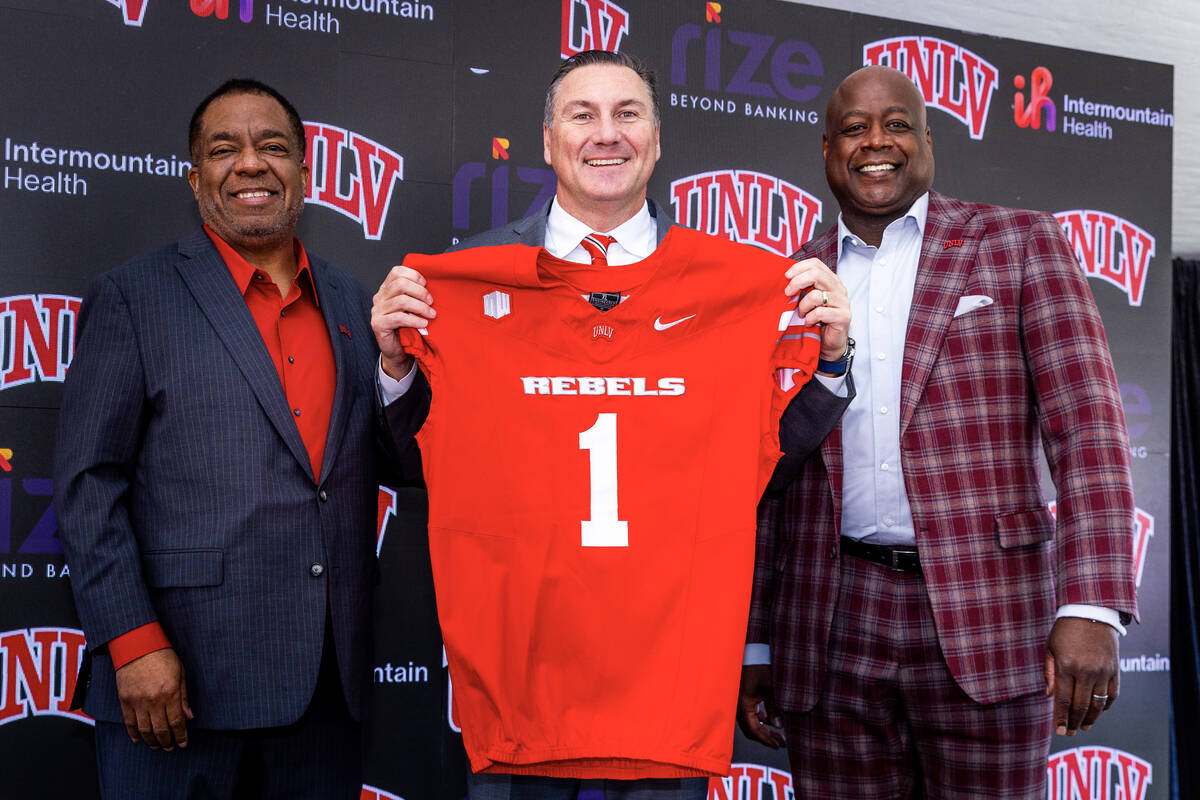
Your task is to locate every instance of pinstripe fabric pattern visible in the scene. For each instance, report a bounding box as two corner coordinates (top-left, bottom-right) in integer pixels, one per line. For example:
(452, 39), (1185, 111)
(54, 229), (384, 730)
(783, 555), (1051, 800)
(748, 191), (1136, 713)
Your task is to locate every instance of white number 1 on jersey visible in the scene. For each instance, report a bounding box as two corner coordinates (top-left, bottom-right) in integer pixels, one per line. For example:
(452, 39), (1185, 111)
(578, 413), (629, 547)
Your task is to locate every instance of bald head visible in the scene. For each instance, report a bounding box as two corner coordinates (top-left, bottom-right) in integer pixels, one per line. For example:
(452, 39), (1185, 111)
(821, 66), (935, 245)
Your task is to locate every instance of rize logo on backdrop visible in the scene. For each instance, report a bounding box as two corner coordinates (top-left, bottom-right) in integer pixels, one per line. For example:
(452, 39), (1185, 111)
(1013, 66), (1056, 131)
(452, 138), (556, 238)
(708, 763), (793, 800)
(0, 628), (90, 727)
(1047, 502), (1155, 589)
(303, 122), (404, 240)
(669, 15), (823, 122)
(863, 37), (998, 140)
(1054, 210), (1154, 306)
(0, 295), (80, 392)
(561, 0), (629, 58)
(1047, 747), (1151, 800)
(669, 170), (822, 257)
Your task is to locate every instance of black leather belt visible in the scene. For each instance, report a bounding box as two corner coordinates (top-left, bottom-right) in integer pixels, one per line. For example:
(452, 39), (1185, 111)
(840, 536), (921, 573)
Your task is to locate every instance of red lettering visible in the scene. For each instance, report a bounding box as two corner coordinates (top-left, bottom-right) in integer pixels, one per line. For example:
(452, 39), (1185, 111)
(0, 628), (90, 726)
(1, 295), (80, 389)
(303, 123), (404, 240)
(1055, 210), (1155, 307)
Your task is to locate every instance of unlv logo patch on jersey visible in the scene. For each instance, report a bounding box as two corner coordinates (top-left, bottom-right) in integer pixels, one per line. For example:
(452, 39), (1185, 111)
(482, 290), (511, 320)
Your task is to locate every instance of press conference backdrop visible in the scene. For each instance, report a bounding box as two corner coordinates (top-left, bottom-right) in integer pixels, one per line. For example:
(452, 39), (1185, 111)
(0, 1), (1171, 798)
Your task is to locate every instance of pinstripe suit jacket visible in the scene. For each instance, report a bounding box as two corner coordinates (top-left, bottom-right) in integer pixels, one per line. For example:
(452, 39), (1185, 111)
(748, 191), (1136, 709)
(54, 229), (384, 729)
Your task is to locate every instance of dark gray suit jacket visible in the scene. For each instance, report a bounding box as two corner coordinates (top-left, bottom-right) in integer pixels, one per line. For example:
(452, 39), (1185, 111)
(54, 229), (385, 729)
(388, 198), (853, 488)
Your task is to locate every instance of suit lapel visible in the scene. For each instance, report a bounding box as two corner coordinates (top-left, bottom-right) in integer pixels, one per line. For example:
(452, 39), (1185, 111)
(899, 192), (980, 435)
(175, 230), (314, 480)
(309, 258), (354, 485)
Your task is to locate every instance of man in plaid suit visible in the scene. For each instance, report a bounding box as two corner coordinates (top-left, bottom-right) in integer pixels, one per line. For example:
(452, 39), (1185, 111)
(737, 66), (1137, 798)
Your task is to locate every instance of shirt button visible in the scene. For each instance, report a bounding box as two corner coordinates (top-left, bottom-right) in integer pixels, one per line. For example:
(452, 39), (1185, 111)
(254, 273), (265, 280)
(877, 353), (886, 360)
(280, 310), (287, 318)
(288, 356), (295, 364)
(293, 408), (302, 417)
(878, 258), (888, 267)
(875, 305), (885, 314)
(883, 517), (895, 527)
(881, 463), (890, 471)
(310, 563), (324, 577)
(318, 489), (328, 502)
(880, 406), (888, 414)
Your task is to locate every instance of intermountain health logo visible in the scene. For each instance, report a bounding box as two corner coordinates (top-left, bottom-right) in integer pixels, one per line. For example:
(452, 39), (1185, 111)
(669, 170), (822, 258)
(104, 0), (437, 31)
(863, 36), (998, 140)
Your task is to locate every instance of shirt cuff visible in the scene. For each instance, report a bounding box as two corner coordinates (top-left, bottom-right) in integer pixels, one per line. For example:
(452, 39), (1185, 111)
(744, 643), (771, 665)
(377, 356), (417, 406)
(1056, 604), (1127, 636)
(814, 372), (848, 397)
(108, 622), (172, 670)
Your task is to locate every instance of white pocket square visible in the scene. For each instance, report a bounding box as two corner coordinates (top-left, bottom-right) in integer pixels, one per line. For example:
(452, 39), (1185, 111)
(954, 295), (994, 318)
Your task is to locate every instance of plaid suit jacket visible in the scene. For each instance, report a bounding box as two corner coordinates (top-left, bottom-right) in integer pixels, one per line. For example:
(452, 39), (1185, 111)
(748, 191), (1137, 709)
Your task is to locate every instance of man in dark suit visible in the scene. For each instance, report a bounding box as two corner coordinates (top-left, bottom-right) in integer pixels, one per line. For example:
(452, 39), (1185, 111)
(737, 66), (1136, 799)
(371, 51), (853, 800)
(54, 79), (385, 799)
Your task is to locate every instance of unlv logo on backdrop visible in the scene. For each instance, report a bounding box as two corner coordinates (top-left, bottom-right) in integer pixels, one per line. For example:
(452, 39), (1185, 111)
(863, 37), (998, 140)
(669, 170), (822, 258)
(376, 486), (397, 557)
(1047, 503), (1155, 588)
(1054, 210), (1155, 306)
(0, 295), (81, 392)
(303, 122), (404, 241)
(103, 0), (148, 26)
(360, 786), (403, 800)
(0, 628), (90, 727)
(561, 0), (629, 58)
(1047, 746), (1152, 800)
(708, 763), (793, 800)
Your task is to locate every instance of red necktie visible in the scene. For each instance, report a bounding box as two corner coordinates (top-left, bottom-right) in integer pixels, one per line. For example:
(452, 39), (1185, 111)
(579, 233), (617, 265)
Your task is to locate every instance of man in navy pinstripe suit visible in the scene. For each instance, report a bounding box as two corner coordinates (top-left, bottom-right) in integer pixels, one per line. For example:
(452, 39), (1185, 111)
(54, 79), (387, 799)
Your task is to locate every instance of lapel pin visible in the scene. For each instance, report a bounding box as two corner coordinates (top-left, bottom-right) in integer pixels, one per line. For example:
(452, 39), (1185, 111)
(339, 324), (352, 339)
(942, 238), (964, 249)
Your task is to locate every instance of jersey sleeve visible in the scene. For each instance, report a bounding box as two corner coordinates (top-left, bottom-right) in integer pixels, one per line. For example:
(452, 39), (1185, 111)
(760, 297), (823, 493)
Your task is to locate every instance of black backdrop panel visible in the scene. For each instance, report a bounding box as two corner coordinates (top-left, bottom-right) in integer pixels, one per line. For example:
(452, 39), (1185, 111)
(0, 2), (1172, 798)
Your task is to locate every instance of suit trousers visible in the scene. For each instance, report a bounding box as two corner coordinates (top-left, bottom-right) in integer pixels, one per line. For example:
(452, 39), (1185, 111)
(95, 620), (361, 800)
(782, 553), (1051, 799)
(465, 772), (709, 800)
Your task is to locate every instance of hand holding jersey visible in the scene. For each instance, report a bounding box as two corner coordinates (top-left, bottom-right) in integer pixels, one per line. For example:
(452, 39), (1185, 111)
(371, 255), (851, 374)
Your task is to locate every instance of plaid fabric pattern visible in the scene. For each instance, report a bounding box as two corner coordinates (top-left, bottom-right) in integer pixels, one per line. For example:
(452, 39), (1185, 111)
(749, 192), (1137, 712)
(782, 555), (1052, 799)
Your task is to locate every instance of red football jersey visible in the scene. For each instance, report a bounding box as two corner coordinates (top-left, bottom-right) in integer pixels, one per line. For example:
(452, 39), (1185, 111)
(400, 227), (820, 779)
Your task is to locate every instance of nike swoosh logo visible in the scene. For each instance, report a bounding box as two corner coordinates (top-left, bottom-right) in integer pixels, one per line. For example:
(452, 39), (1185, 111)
(654, 314), (697, 331)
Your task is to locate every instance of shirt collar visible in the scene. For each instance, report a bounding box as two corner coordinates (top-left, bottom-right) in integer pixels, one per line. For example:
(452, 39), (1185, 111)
(203, 225), (318, 305)
(836, 192), (930, 258)
(544, 197), (657, 260)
